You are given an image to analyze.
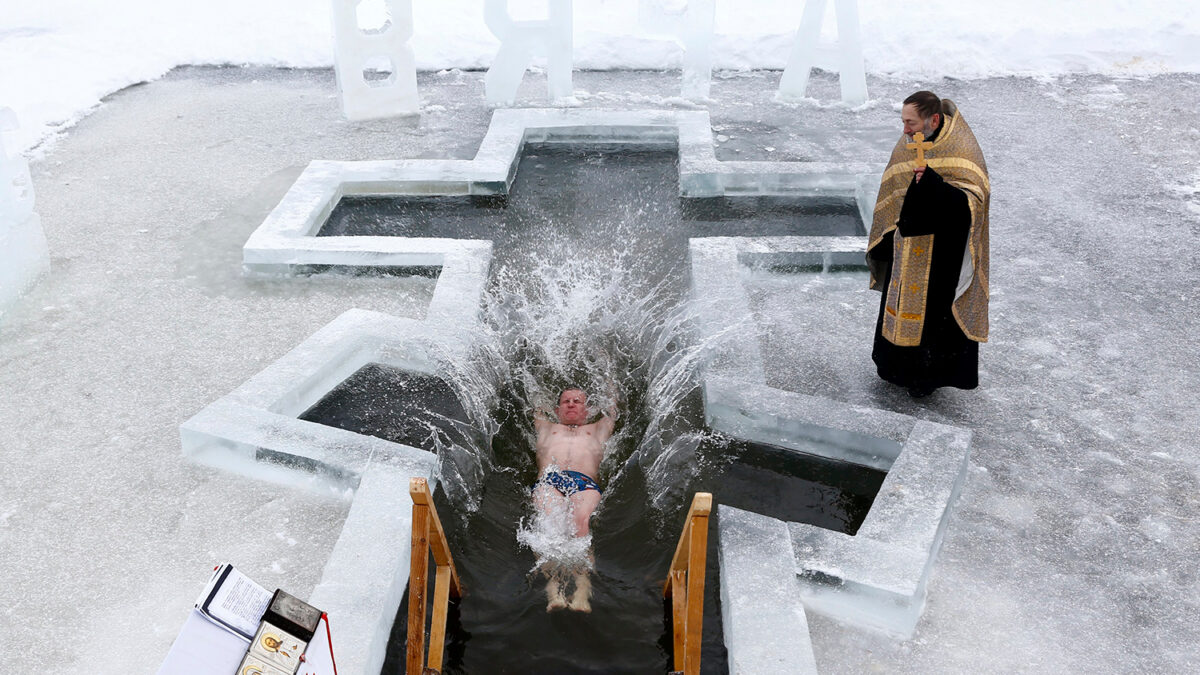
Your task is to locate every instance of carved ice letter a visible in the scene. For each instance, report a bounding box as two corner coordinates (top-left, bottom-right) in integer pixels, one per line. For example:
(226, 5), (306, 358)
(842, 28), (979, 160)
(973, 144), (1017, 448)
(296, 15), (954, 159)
(779, 0), (868, 105)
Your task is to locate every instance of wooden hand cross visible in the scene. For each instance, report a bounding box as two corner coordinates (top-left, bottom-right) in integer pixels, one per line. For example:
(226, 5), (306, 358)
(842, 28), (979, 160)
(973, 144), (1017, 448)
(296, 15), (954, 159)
(907, 132), (933, 169)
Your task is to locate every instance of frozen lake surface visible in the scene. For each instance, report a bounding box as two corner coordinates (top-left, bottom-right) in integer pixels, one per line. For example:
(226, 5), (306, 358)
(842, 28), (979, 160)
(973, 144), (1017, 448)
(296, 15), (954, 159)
(1, 67), (1198, 672)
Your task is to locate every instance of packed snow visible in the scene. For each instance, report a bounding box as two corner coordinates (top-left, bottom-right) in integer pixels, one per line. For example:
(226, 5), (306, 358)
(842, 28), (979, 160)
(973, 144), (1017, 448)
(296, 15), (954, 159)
(4, 0), (1200, 153)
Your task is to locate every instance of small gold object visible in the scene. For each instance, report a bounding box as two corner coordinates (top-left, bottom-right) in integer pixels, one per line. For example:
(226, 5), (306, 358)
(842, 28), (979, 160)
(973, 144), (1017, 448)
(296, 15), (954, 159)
(907, 132), (934, 168)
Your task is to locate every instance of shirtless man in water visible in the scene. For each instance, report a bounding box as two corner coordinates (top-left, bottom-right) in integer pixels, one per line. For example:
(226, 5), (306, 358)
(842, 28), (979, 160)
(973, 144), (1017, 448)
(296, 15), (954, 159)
(532, 386), (616, 612)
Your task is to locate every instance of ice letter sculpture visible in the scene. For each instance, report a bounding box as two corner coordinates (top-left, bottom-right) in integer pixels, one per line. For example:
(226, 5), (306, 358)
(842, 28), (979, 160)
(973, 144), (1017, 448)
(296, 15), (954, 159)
(638, 0), (716, 100)
(331, 0), (420, 120)
(778, 0), (868, 105)
(0, 108), (49, 322)
(483, 0), (573, 105)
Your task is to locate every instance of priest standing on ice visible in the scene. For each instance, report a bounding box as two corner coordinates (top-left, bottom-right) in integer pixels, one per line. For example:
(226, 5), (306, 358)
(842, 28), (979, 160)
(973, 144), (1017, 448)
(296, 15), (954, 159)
(867, 91), (990, 398)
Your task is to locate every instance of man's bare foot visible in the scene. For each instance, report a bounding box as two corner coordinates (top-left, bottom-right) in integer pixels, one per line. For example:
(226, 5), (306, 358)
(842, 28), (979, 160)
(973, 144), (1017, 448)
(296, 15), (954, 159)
(567, 573), (592, 613)
(546, 578), (568, 612)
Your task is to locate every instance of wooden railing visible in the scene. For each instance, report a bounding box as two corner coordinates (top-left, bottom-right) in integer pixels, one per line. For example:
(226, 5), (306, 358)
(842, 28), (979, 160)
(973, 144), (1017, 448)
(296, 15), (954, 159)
(662, 492), (713, 675)
(406, 477), (463, 675)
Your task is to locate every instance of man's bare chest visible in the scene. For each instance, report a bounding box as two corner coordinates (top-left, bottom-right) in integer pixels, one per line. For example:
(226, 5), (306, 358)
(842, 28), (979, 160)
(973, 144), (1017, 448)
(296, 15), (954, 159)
(539, 424), (603, 454)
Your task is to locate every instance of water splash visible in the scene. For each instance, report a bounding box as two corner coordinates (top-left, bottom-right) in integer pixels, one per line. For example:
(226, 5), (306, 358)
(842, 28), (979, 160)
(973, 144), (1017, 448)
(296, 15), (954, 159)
(420, 193), (762, 546)
(516, 465), (595, 572)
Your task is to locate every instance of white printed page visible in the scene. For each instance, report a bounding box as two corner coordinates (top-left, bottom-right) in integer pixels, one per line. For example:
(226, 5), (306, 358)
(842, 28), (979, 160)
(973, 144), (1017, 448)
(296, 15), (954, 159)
(201, 565), (273, 638)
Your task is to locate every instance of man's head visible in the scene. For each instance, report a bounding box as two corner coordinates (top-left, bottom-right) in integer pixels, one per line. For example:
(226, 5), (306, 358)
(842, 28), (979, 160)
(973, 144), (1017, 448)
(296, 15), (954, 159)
(902, 90), (942, 140)
(556, 387), (589, 426)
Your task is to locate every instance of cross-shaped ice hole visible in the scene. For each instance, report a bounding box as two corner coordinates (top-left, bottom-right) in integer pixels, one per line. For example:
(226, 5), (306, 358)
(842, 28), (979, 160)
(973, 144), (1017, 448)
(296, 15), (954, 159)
(186, 108), (973, 673)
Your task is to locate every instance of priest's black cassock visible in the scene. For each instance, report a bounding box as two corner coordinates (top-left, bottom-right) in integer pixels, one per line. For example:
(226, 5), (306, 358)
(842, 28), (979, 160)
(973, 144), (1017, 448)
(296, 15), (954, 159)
(871, 168), (977, 392)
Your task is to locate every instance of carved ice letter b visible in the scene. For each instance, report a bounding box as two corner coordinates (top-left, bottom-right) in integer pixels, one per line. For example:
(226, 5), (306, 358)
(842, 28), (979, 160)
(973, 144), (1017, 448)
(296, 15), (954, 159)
(331, 0), (420, 120)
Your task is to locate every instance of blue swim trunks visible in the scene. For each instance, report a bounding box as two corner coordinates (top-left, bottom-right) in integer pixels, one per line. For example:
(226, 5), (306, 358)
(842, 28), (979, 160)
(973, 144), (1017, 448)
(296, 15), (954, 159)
(533, 469), (602, 496)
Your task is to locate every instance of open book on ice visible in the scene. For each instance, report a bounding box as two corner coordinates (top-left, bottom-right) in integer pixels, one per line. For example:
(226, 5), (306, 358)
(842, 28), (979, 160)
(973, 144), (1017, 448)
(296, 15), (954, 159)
(159, 564), (337, 675)
(196, 563), (274, 640)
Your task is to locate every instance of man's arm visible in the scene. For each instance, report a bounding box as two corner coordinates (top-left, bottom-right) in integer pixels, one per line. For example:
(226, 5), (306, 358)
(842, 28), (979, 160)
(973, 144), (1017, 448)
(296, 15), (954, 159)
(533, 404), (553, 433)
(595, 380), (618, 441)
(898, 168), (969, 237)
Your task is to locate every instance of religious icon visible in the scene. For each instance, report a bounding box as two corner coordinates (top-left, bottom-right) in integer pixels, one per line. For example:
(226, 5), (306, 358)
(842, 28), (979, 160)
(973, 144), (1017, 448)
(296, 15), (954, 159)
(262, 632), (296, 658)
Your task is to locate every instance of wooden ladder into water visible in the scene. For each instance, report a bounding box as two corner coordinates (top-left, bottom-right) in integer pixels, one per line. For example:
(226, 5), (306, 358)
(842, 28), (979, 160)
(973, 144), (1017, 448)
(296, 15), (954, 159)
(407, 477), (463, 675)
(663, 492), (713, 675)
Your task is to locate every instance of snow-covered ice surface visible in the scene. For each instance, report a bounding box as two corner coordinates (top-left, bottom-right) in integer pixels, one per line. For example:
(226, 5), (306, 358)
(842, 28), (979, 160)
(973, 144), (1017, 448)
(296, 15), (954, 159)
(1, 65), (1199, 673)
